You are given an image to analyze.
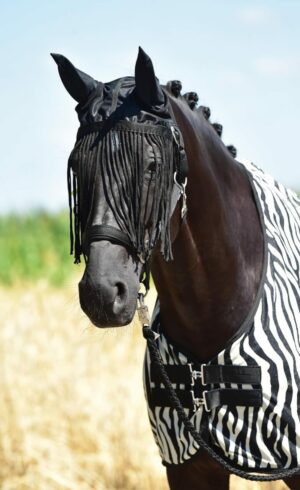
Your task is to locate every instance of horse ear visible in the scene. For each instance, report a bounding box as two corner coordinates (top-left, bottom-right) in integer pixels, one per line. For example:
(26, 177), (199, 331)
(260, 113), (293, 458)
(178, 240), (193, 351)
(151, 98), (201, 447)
(135, 47), (165, 108)
(51, 53), (98, 103)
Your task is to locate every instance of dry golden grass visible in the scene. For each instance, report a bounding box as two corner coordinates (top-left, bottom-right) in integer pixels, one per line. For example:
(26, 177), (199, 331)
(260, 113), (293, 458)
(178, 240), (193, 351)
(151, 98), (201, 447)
(0, 281), (288, 490)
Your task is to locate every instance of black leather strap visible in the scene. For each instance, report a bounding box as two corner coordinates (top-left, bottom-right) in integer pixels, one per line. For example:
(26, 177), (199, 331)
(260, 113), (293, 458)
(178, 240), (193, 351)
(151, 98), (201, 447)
(203, 365), (261, 385)
(85, 225), (134, 252)
(149, 388), (196, 410)
(150, 364), (261, 386)
(151, 364), (191, 384)
(205, 388), (262, 410)
(149, 387), (262, 411)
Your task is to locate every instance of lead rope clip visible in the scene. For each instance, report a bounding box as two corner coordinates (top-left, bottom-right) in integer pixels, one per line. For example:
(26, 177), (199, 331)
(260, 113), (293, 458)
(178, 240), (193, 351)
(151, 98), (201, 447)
(137, 293), (160, 340)
(137, 293), (150, 326)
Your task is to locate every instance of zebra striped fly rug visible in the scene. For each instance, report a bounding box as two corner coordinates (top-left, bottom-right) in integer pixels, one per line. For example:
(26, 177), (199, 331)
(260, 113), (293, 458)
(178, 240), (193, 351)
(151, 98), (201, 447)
(144, 160), (300, 475)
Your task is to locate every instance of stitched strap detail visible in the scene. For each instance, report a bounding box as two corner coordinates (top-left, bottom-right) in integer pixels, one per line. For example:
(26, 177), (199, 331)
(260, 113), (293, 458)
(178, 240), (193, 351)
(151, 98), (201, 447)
(204, 365), (261, 385)
(205, 388), (262, 410)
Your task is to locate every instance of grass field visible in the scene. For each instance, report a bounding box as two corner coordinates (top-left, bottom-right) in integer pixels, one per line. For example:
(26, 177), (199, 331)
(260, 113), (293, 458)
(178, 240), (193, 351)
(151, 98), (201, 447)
(0, 212), (72, 287)
(0, 212), (292, 488)
(0, 280), (289, 490)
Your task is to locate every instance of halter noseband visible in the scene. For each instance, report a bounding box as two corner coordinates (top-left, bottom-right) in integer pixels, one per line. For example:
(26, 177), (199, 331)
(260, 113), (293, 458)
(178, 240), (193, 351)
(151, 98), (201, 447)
(85, 224), (136, 255)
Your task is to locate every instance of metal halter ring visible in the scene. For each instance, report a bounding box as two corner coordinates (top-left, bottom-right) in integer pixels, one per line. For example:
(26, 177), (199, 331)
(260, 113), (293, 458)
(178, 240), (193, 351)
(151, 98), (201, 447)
(174, 172), (187, 219)
(170, 125), (181, 146)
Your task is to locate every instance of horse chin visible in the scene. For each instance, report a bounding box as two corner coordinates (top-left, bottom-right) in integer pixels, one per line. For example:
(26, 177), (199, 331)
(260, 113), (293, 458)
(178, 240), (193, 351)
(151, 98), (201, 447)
(79, 281), (139, 328)
(87, 301), (137, 329)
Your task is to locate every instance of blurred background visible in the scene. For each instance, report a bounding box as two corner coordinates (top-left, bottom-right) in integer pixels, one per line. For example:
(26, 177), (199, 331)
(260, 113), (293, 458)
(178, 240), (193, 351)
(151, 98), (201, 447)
(0, 1), (298, 488)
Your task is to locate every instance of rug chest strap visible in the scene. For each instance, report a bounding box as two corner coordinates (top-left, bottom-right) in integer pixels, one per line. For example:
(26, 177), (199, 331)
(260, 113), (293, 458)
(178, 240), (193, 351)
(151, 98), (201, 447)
(149, 362), (262, 412)
(151, 363), (261, 385)
(149, 387), (262, 412)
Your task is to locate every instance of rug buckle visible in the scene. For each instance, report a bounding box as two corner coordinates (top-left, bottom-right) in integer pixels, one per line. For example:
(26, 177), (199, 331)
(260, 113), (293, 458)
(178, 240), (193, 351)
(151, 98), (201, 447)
(191, 390), (210, 412)
(189, 363), (207, 386)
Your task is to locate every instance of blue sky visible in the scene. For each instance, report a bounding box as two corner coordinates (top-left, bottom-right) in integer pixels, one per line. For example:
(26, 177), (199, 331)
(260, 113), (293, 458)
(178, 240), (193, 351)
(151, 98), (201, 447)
(0, 0), (299, 213)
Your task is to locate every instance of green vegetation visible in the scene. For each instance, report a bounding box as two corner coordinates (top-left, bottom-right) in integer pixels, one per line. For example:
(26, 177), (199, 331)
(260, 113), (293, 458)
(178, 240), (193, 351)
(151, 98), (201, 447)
(1, 191), (299, 287)
(0, 211), (80, 286)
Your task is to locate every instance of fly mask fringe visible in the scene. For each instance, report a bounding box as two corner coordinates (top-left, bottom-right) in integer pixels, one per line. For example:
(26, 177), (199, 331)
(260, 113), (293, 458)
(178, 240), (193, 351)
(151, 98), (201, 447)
(67, 132), (97, 263)
(67, 126), (175, 263)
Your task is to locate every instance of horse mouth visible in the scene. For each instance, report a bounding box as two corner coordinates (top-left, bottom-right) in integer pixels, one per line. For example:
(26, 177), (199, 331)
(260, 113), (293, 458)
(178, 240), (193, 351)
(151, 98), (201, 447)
(88, 310), (135, 328)
(79, 283), (137, 328)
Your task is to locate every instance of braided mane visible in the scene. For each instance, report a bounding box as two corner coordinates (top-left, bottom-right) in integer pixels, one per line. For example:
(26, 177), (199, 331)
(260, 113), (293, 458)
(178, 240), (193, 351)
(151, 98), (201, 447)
(166, 80), (238, 158)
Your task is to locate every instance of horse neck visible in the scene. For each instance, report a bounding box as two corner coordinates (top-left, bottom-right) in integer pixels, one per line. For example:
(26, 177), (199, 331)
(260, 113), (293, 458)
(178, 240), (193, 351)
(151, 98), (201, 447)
(151, 98), (264, 361)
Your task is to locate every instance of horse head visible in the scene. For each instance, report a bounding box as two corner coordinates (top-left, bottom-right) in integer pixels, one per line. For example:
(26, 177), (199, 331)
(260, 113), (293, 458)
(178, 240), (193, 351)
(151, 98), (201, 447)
(52, 48), (186, 327)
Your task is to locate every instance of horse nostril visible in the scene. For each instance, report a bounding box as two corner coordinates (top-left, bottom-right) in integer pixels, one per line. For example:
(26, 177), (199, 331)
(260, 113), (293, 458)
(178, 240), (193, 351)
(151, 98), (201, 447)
(112, 282), (128, 315)
(115, 282), (127, 303)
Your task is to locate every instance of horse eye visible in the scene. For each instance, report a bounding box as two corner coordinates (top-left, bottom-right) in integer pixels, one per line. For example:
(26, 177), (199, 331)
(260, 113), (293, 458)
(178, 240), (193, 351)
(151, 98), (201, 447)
(148, 160), (157, 172)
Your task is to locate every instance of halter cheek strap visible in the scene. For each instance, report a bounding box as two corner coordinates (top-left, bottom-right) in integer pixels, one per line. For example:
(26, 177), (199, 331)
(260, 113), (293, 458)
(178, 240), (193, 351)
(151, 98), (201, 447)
(170, 125), (188, 219)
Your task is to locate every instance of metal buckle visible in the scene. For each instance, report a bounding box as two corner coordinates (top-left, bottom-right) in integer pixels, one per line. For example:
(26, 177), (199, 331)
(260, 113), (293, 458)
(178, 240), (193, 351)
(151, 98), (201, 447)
(171, 125), (181, 146)
(190, 390), (210, 412)
(174, 173), (187, 219)
(180, 179), (187, 219)
(189, 363), (207, 386)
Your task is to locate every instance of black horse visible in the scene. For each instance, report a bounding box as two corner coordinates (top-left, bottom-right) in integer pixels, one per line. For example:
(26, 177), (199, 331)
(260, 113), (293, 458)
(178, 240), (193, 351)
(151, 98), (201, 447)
(52, 48), (300, 490)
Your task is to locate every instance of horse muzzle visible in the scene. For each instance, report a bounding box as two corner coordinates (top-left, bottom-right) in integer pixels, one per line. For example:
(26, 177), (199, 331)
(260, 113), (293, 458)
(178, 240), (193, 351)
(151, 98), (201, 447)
(78, 241), (140, 327)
